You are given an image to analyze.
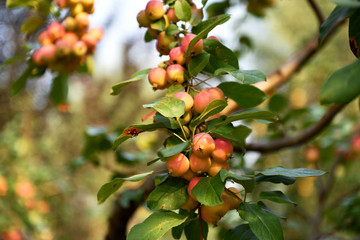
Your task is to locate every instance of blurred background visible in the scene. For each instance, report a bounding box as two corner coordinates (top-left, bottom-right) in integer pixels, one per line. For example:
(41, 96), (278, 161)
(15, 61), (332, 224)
(0, 0), (359, 239)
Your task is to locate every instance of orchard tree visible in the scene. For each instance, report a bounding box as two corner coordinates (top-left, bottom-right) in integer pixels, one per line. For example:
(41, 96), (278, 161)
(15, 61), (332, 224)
(2, 0), (360, 240)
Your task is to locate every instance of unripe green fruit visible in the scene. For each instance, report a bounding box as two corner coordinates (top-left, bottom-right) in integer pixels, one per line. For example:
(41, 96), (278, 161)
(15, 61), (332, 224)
(166, 153), (190, 177)
(145, 0), (165, 20)
(183, 111), (192, 124)
(181, 33), (203, 56)
(169, 47), (186, 65)
(201, 87), (225, 100)
(137, 10), (151, 28)
(167, 8), (179, 23)
(211, 138), (233, 162)
(200, 202), (230, 225)
(148, 67), (167, 89)
(173, 91), (193, 112)
(208, 160), (229, 177)
(166, 64), (185, 84)
(193, 91), (214, 114)
(156, 31), (175, 55)
(181, 196), (198, 212)
(189, 154), (211, 174)
(192, 133), (215, 158)
(187, 177), (202, 201)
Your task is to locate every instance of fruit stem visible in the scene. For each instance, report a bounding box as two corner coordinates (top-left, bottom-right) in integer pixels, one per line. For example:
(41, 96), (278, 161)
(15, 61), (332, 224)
(172, 131), (186, 143)
(176, 117), (188, 140)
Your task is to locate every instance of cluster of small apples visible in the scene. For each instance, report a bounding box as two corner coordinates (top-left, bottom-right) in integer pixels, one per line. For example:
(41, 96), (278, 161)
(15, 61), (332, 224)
(32, 0), (103, 72)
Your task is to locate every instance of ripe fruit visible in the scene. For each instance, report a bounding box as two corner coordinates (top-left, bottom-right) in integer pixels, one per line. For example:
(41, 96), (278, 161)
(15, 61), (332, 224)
(206, 36), (221, 42)
(208, 160), (229, 177)
(55, 40), (72, 57)
(193, 91), (214, 114)
(211, 138), (233, 162)
(33, 44), (57, 65)
(173, 92), (193, 111)
(166, 64), (185, 84)
(38, 31), (52, 45)
(62, 32), (79, 45)
(0, 176), (8, 196)
(15, 181), (35, 199)
(137, 10), (151, 27)
(47, 22), (65, 41)
(75, 12), (90, 29)
(148, 67), (167, 89)
(145, 0), (166, 20)
(181, 196), (198, 212)
(73, 41), (88, 56)
(189, 154), (211, 174)
(200, 202), (230, 225)
(304, 146), (319, 163)
(88, 27), (105, 41)
(188, 177), (202, 200)
(181, 33), (203, 56)
(352, 134), (360, 152)
(169, 47), (186, 65)
(166, 153), (190, 177)
(192, 133), (215, 158)
(167, 8), (179, 23)
(201, 87), (225, 100)
(156, 31), (175, 55)
(222, 188), (242, 210)
(64, 17), (77, 31)
(180, 169), (198, 181)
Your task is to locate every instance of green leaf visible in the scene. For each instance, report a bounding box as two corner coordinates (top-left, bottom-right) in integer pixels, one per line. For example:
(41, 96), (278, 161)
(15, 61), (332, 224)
(218, 82), (267, 108)
(151, 97), (186, 118)
(184, 14), (231, 58)
(174, 0), (192, 21)
(260, 191), (297, 206)
(189, 99), (227, 131)
(154, 113), (181, 129)
(188, 52), (210, 76)
(233, 125), (252, 150)
(184, 219), (209, 240)
(147, 177), (188, 211)
(238, 202), (284, 240)
(192, 14), (230, 35)
(319, 6), (354, 43)
(206, 119), (239, 143)
(97, 171), (154, 204)
(7, 0), (50, 14)
(127, 211), (188, 240)
(113, 123), (166, 149)
(215, 68), (266, 84)
(50, 73), (69, 105)
(110, 68), (151, 95)
(166, 24), (180, 36)
(219, 169), (255, 193)
(10, 62), (35, 96)
(225, 224), (258, 240)
(150, 18), (166, 31)
(158, 141), (190, 158)
(172, 224), (184, 239)
(192, 173), (225, 206)
(203, 39), (239, 70)
(349, 9), (360, 57)
(268, 94), (288, 113)
(329, 0), (360, 7)
(20, 16), (44, 34)
(255, 166), (326, 178)
(254, 175), (296, 185)
(145, 30), (156, 42)
(213, 109), (278, 129)
(166, 84), (184, 97)
(202, 0), (208, 6)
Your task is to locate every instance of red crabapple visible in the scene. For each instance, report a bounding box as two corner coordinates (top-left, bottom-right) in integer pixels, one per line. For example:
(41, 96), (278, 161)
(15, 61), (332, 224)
(192, 133), (215, 158)
(173, 91), (193, 112)
(148, 67), (167, 89)
(193, 91), (214, 114)
(211, 138), (233, 162)
(166, 153), (190, 177)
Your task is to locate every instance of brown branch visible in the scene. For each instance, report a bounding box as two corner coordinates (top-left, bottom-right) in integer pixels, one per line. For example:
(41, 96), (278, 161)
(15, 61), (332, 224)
(244, 104), (346, 153)
(307, 0), (325, 24)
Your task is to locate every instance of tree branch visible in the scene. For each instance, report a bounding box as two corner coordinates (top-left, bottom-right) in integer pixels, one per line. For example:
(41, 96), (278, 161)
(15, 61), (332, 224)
(307, 0), (325, 24)
(244, 103), (346, 153)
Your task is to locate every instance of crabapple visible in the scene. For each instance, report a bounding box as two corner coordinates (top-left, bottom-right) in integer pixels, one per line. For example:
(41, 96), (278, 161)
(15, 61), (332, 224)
(0, 176), (8, 196)
(206, 36), (221, 42)
(15, 181), (35, 199)
(208, 160), (229, 177)
(200, 202), (230, 225)
(156, 31), (175, 55)
(181, 196), (198, 212)
(173, 91), (193, 112)
(75, 12), (89, 29)
(166, 64), (185, 84)
(192, 133), (215, 158)
(56, 0), (67, 8)
(211, 138), (233, 162)
(137, 10), (151, 27)
(62, 32), (79, 45)
(189, 154), (211, 174)
(55, 39), (72, 57)
(167, 8), (179, 23)
(222, 188), (242, 210)
(81, 0), (94, 9)
(64, 17), (77, 31)
(180, 169), (198, 181)
(145, 0), (165, 20)
(166, 153), (190, 177)
(352, 134), (360, 152)
(47, 22), (65, 41)
(188, 176), (202, 201)
(304, 146), (319, 163)
(181, 33), (203, 56)
(33, 44), (57, 65)
(38, 31), (52, 45)
(148, 67), (167, 89)
(81, 33), (98, 49)
(183, 111), (192, 124)
(201, 87), (225, 100)
(72, 41), (88, 56)
(193, 91), (214, 114)
(169, 47), (186, 65)
(88, 27), (104, 41)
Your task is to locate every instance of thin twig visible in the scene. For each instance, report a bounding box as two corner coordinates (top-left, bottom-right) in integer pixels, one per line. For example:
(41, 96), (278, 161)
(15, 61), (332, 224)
(243, 104), (346, 153)
(307, 0), (325, 24)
